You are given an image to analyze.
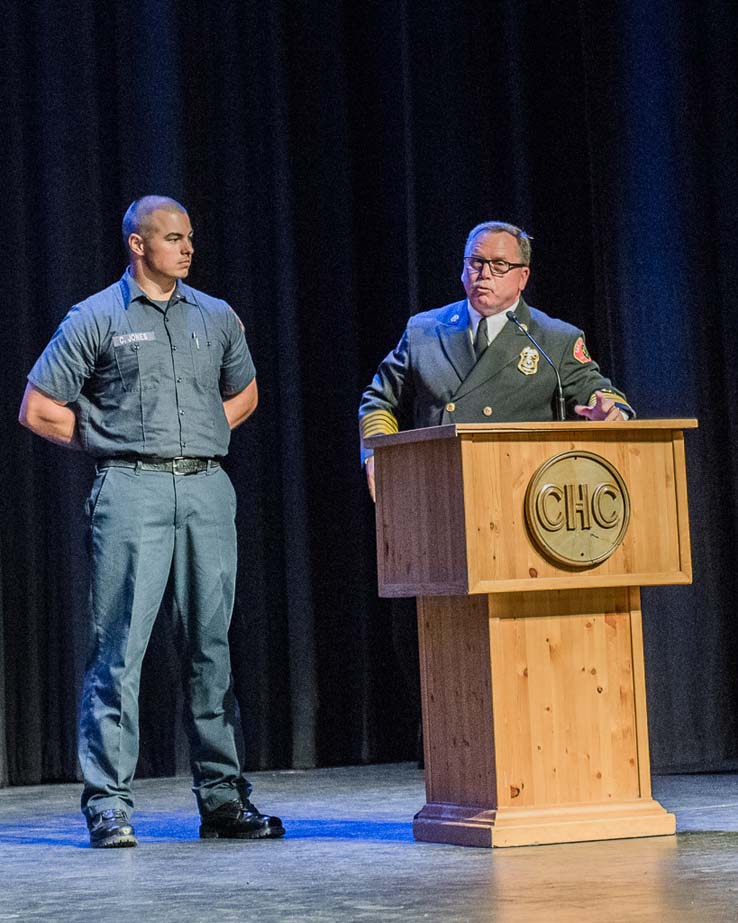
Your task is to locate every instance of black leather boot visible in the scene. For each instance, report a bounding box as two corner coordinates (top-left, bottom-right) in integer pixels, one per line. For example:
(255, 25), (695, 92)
(87, 809), (138, 848)
(199, 799), (285, 840)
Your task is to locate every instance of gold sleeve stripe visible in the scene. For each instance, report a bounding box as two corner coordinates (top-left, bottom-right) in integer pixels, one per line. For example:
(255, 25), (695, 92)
(360, 410), (399, 439)
(588, 390), (634, 409)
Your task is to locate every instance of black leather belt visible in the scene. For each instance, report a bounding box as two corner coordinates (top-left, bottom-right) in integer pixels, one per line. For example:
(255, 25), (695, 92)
(97, 457), (220, 475)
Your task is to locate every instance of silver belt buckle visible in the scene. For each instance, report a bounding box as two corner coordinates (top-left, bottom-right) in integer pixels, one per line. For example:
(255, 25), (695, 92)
(172, 457), (199, 476)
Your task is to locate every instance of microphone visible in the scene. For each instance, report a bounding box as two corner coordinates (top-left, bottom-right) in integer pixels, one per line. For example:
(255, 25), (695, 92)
(505, 311), (566, 421)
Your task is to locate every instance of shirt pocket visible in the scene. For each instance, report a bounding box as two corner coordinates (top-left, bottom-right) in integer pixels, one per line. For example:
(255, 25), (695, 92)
(190, 337), (218, 388)
(114, 342), (163, 392)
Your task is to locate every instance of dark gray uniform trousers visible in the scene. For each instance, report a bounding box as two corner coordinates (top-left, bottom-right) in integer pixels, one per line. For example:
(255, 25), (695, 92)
(78, 463), (245, 820)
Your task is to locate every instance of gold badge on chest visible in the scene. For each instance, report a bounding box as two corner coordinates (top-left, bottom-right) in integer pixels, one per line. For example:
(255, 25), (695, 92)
(517, 346), (540, 376)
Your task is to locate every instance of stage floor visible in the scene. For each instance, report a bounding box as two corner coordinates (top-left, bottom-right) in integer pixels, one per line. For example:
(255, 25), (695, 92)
(2, 763), (738, 922)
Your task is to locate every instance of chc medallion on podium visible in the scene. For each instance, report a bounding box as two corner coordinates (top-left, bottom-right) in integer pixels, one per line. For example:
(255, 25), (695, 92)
(524, 451), (631, 567)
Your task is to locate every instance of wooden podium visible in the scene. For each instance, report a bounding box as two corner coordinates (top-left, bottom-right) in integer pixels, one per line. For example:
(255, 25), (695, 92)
(365, 420), (696, 848)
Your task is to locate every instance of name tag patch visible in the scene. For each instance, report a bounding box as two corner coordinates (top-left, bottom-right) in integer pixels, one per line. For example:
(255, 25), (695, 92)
(112, 331), (156, 347)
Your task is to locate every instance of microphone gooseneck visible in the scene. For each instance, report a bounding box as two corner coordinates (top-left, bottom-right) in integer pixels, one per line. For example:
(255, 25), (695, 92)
(505, 311), (566, 421)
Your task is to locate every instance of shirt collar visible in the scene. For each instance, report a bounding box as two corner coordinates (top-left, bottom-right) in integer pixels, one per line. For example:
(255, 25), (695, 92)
(467, 297), (520, 334)
(121, 268), (193, 307)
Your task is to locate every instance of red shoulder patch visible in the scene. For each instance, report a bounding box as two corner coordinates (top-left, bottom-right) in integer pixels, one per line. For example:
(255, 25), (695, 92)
(573, 336), (591, 364)
(229, 305), (245, 332)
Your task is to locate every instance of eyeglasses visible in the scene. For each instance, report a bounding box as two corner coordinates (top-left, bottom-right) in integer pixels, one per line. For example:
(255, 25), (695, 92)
(464, 257), (527, 277)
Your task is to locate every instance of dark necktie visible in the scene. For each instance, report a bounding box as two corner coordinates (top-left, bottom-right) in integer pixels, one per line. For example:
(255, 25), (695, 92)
(473, 317), (488, 360)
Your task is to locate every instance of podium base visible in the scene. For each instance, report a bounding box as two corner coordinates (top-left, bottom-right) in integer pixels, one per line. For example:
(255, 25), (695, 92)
(413, 799), (676, 848)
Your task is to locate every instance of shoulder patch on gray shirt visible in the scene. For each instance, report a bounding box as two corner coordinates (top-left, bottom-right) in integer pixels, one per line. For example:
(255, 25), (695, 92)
(112, 331), (156, 347)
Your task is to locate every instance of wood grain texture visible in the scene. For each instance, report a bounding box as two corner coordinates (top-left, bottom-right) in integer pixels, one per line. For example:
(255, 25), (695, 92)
(373, 423), (690, 846)
(414, 799), (675, 847)
(417, 595), (497, 807)
(363, 418), (698, 450)
(414, 589), (674, 847)
(373, 423), (695, 597)
(375, 438), (468, 596)
(488, 589), (640, 808)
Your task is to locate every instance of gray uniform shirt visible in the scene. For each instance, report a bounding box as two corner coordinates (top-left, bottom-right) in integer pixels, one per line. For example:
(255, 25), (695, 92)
(28, 271), (255, 458)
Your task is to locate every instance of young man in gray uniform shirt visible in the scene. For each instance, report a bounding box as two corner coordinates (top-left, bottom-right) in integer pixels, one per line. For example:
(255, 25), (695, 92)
(19, 196), (285, 848)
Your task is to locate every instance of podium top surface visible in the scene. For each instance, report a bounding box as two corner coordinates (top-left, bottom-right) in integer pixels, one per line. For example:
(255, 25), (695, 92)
(363, 419), (698, 449)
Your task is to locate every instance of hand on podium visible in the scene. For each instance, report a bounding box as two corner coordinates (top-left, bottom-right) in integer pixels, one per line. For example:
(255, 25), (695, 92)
(575, 390), (627, 421)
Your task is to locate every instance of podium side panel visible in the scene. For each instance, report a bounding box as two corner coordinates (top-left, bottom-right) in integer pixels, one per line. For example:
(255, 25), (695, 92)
(417, 596), (497, 807)
(375, 440), (468, 596)
(672, 432), (693, 580)
(628, 587), (654, 797)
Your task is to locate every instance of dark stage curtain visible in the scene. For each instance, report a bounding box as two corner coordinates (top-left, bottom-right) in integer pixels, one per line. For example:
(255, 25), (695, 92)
(1, 0), (737, 788)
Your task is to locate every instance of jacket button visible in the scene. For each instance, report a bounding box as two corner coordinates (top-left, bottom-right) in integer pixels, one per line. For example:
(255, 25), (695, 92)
(483, 406), (493, 416)
(445, 402), (456, 413)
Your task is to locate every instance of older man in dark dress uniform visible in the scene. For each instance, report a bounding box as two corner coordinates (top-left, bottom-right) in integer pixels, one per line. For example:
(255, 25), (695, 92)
(360, 220), (633, 497)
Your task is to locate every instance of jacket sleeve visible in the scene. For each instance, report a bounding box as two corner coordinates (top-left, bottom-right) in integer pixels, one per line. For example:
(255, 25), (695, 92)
(558, 332), (635, 418)
(358, 327), (414, 463)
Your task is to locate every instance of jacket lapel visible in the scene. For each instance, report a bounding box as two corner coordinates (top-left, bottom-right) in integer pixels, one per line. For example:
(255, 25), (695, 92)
(453, 299), (533, 399)
(436, 300), (475, 383)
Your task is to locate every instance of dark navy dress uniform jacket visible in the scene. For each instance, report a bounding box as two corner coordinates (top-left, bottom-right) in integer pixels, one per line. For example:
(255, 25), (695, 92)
(359, 298), (633, 457)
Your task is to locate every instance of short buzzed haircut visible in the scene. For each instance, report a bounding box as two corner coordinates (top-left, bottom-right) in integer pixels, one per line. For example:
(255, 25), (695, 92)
(464, 221), (532, 266)
(122, 196), (188, 248)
